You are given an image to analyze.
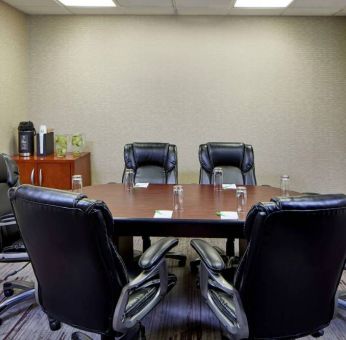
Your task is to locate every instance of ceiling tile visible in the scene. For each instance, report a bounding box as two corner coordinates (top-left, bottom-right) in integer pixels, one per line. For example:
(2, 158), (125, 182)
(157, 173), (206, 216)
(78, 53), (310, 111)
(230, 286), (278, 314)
(282, 8), (340, 15)
(229, 8), (284, 15)
(69, 6), (175, 14)
(2, 0), (60, 6)
(175, 0), (231, 8)
(117, 0), (173, 7)
(14, 5), (71, 14)
(290, 0), (346, 8)
(177, 7), (229, 15)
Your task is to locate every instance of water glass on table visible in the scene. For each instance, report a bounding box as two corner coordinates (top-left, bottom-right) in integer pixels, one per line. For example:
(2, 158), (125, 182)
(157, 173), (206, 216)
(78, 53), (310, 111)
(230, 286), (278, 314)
(124, 169), (135, 191)
(236, 186), (247, 213)
(280, 175), (290, 196)
(72, 175), (83, 193)
(213, 167), (223, 191)
(173, 185), (184, 211)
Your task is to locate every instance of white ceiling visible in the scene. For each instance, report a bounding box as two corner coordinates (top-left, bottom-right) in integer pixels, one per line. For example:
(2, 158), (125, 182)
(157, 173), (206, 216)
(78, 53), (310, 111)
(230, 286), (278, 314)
(3, 0), (346, 16)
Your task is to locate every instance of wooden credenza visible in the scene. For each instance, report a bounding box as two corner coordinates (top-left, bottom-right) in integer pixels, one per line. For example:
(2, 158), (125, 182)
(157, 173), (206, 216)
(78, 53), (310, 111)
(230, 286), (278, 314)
(12, 152), (91, 190)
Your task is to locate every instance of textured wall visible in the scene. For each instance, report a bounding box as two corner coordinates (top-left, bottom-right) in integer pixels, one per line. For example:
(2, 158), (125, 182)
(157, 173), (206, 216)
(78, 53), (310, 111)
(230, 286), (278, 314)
(0, 1), (28, 154)
(28, 16), (346, 193)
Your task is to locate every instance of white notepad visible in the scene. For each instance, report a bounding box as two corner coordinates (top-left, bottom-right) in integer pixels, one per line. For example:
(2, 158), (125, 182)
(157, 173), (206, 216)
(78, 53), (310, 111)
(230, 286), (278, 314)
(154, 210), (173, 219)
(222, 184), (237, 190)
(134, 183), (149, 188)
(218, 211), (239, 220)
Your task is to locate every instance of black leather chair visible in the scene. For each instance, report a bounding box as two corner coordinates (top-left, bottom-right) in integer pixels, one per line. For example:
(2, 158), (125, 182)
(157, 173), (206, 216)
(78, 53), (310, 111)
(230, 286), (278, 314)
(9, 184), (178, 339)
(123, 143), (186, 267)
(0, 154), (35, 322)
(191, 194), (346, 339)
(191, 142), (257, 271)
(199, 142), (256, 186)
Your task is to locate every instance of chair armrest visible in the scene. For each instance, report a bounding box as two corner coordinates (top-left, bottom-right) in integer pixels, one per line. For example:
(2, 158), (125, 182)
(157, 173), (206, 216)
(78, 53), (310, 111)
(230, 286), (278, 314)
(139, 237), (178, 270)
(113, 238), (179, 333)
(190, 239), (225, 272)
(191, 239), (249, 339)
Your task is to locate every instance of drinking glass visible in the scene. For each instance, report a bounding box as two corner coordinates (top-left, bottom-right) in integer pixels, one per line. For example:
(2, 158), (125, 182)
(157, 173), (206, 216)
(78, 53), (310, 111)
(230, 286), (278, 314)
(173, 185), (184, 211)
(55, 134), (68, 157)
(280, 175), (290, 197)
(213, 167), (223, 191)
(236, 186), (247, 213)
(124, 169), (135, 191)
(71, 133), (85, 157)
(72, 174), (83, 193)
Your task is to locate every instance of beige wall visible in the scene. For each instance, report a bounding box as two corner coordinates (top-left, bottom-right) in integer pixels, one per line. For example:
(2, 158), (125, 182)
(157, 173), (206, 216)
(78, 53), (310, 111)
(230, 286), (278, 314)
(28, 16), (346, 193)
(0, 1), (28, 154)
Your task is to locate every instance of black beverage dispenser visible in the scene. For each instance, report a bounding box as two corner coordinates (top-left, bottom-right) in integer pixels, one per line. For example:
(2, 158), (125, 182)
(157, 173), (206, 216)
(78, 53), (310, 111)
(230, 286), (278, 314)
(18, 121), (36, 156)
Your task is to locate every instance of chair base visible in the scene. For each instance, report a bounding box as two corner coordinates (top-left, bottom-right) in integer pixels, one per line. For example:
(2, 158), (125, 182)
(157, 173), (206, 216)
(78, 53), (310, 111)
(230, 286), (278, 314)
(190, 247), (238, 274)
(71, 322), (146, 340)
(190, 237), (236, 273)
(142, 236), (186, 267)
(0, 280), (35, 320)
(312, 330), (324, 337)
(48, 315), (62, 331)
(166, 252), (186, 267)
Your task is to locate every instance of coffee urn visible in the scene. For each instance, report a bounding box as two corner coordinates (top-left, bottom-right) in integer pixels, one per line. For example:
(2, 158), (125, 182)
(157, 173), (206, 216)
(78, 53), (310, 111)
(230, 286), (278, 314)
(18, 121), (36, 156)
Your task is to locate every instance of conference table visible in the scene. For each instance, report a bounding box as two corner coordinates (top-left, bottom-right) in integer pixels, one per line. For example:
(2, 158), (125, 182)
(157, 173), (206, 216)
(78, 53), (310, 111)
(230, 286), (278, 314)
(83, 183), (289, 260)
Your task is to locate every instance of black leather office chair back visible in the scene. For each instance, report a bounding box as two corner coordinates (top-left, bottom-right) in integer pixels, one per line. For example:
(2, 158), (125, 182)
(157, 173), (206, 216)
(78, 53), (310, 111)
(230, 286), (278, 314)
(235, 194), (346, 339)
(199, 142), (256, 185)
(0, 154), (20, 249)
(0, 154), (19, 216)
(9, 185), (129, 334)
(123, 143), (177, 184)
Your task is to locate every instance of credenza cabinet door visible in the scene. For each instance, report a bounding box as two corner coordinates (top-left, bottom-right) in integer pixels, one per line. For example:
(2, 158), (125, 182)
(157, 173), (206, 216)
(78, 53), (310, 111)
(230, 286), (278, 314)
(38, 162), (71, 189)
(15, 161), (37, 185)
(12, 153), (91, 190)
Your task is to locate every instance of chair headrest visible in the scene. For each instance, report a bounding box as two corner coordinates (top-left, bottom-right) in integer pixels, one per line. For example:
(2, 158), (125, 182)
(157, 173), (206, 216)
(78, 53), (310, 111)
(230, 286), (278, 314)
(271, 194), (346, 210)
(9, 184), (89, 210)
(124, 143), (177, 172)
(207, 143), (244, 167)
(200, 143), (254, 173)
(0, 153), (19, 187)
(245, 194), (346, 239)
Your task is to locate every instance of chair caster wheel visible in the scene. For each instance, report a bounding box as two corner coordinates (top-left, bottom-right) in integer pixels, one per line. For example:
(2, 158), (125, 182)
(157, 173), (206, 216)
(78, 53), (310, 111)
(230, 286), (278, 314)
(3, 282), (14, 297)
(49, 318), (61, 331)
(178, 259), (186, 267)
(190, 263), (198, 273)
(4, 288), (14, 297)
(312, 330), (324, 338)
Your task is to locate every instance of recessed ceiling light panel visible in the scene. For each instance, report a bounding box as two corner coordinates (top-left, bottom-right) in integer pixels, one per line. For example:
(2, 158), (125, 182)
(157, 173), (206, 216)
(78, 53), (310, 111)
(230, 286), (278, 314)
(58, 0), (116, 7)
(234, 0), (293, 8)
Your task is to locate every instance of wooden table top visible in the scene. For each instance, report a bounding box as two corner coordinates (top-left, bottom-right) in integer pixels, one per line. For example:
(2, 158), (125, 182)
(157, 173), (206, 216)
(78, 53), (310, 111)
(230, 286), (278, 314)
(83, 184), (289, 237)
